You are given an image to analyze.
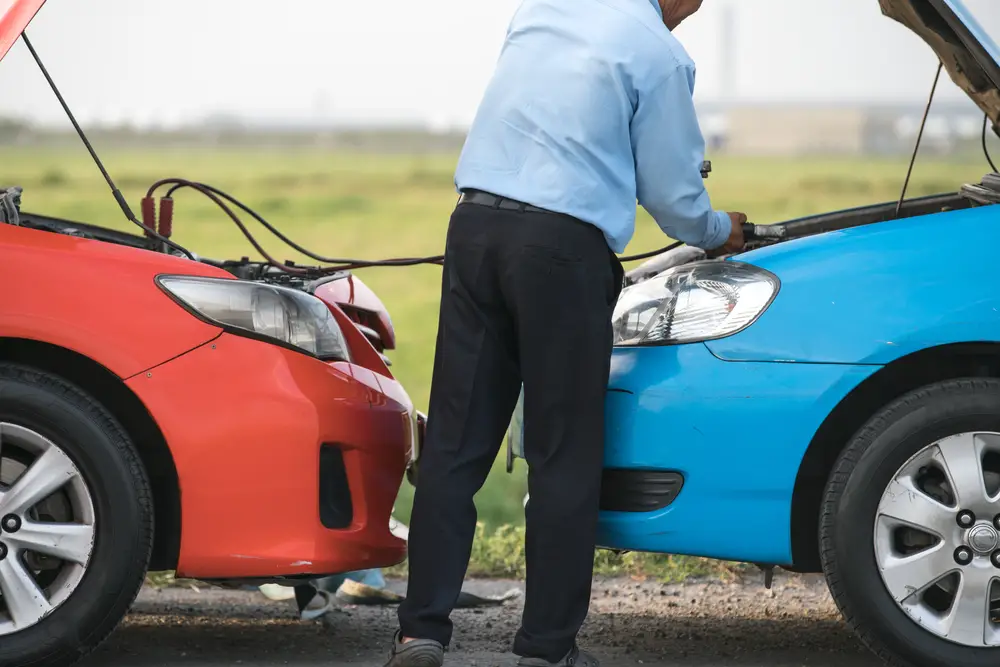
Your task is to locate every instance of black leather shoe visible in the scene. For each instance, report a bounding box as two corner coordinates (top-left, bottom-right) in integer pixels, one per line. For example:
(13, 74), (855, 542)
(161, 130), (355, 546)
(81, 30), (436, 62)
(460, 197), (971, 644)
(383, 631), (445, 667)
(518, 646), (600, 666)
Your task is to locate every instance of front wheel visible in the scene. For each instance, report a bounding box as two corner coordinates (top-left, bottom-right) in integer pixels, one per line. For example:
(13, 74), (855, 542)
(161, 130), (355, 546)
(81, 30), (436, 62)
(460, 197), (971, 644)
(0, 364), (153, 667)
(822, 378), (1000, 667)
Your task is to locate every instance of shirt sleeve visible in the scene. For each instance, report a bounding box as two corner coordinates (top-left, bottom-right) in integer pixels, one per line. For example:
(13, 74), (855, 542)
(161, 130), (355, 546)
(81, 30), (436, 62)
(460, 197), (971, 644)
(630, 65), (731, 250)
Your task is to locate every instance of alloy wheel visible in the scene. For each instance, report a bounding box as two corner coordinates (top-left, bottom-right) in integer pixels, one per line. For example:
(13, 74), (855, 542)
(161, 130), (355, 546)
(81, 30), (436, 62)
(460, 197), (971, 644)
(874, 431), (1000, 647)
(0, 422), (96, 635)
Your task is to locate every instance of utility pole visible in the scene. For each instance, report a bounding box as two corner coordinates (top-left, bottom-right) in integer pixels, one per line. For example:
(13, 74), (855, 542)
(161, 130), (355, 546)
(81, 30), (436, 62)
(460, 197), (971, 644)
(721, 1), (737, 101)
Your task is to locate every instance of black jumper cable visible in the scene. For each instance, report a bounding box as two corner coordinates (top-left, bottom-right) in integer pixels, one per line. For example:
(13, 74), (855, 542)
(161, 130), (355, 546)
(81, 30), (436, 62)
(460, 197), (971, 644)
(20, 30), (771, 276)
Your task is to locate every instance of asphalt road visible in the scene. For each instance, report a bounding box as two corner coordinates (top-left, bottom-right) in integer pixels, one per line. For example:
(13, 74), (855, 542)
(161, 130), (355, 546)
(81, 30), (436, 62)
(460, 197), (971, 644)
(78, 574), (884, 667)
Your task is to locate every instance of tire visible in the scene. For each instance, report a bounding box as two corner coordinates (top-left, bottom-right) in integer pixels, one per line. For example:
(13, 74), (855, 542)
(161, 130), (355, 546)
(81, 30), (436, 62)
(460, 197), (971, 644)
(821, 378), (1000, 667)
(0, 364), (153, 667)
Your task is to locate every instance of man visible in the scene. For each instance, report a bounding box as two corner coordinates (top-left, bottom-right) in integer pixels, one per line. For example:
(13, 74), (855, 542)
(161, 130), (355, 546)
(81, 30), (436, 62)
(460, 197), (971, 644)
(386, 0), (745, 665)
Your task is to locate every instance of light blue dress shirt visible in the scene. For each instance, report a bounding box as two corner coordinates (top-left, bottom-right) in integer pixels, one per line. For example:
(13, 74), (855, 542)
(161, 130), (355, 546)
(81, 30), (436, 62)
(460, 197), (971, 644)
(454, 0), (730, 254)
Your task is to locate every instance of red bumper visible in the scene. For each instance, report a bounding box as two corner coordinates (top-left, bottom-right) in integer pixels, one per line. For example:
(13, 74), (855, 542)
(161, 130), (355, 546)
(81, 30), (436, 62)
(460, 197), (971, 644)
(126, 332), (410, 579)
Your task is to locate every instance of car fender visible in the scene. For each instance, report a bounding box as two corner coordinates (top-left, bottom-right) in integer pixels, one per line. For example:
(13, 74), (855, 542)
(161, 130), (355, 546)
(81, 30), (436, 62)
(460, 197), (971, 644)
(0, 225), (227, 379)
(705, 205), (1000, 364)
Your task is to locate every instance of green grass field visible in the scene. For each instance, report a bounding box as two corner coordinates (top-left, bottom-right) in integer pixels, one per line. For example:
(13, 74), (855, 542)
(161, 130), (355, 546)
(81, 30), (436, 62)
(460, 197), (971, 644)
(3, 146), (993, 531)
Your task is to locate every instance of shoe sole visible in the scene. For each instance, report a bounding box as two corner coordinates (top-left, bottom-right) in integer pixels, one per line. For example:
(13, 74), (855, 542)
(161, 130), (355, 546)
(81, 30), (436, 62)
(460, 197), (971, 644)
(387, 645), (444, 667)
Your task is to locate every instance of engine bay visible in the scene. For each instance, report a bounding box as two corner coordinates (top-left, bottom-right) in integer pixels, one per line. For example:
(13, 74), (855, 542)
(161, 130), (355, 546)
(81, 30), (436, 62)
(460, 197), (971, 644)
(0, 185), (349, 285)
(623, 171), (998, 285)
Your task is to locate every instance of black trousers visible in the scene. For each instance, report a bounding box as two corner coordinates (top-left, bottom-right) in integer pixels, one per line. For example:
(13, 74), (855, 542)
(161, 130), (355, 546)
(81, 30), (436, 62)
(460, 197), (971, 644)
(398, 199), (623, 661)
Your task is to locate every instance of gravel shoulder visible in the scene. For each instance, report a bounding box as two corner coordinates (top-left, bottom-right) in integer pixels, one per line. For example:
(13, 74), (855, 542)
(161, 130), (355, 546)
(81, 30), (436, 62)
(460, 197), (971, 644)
(79, 574), (882, 667)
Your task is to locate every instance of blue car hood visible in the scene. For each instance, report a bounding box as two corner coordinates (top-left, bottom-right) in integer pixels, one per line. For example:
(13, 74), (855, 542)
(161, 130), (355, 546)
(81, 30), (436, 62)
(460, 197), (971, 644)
(882, 0), (1000, 127)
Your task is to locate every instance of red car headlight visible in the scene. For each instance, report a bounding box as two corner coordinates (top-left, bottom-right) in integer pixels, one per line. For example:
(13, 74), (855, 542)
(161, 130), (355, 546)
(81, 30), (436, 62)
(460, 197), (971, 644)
(157, 275), (352, 362)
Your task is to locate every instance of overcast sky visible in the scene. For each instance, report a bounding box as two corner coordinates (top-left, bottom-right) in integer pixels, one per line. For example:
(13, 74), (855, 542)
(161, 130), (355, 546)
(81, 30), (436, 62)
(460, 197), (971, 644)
(1, 0), (999, 128)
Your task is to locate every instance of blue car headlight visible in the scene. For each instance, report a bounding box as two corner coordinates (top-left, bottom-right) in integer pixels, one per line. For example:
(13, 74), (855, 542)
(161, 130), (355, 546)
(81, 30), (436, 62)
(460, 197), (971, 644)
(612, 261), (779, 346)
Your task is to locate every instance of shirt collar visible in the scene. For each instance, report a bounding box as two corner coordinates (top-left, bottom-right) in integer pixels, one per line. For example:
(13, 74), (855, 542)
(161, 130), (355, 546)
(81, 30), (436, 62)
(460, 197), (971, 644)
(647, 0), (662, 17)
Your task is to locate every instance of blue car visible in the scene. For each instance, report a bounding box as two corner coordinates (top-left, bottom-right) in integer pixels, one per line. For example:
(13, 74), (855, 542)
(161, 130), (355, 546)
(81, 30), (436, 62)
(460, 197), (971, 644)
(508, 2), (1000, 665)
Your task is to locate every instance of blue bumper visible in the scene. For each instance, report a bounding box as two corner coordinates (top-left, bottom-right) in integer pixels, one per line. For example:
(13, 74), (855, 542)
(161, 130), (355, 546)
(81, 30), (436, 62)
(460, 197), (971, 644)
(594, 343), (878, 565)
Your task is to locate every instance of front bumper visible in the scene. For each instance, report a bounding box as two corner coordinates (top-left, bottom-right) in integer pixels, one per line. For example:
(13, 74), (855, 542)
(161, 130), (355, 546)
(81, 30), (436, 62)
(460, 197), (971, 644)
(127, 332), (411, 579)
(508, 343), (879, 566)
(597, 343), (878, 565)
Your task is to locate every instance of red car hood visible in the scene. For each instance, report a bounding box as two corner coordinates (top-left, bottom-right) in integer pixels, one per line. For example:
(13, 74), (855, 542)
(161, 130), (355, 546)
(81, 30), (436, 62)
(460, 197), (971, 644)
(0, 0), (45, 62)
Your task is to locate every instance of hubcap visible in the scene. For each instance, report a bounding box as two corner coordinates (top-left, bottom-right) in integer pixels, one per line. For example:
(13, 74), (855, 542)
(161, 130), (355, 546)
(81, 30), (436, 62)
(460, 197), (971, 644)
(970, 525), (1000, 555)
(874, 432), (1000, 647)
(0, 423), (96, 636)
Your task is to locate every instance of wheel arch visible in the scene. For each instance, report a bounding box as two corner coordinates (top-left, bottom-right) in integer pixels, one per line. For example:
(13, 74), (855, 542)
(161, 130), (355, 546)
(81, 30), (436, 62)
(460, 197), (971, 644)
(789, 342), (1000, 573)
(0, 337), (181, 571)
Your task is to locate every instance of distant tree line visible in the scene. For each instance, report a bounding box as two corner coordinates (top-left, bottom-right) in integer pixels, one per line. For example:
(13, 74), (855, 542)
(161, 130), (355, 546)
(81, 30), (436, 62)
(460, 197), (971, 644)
(0, 116), (469, 153)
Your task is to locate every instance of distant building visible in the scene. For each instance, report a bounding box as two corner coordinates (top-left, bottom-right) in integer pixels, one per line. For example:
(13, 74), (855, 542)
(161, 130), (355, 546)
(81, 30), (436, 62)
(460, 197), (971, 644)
(696, 101), (984, 156)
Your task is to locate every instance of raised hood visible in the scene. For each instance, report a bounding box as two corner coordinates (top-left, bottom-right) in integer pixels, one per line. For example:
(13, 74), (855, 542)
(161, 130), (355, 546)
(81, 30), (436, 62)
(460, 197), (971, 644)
(0, 0), (44, 62)
(881, 0), (1000, 127)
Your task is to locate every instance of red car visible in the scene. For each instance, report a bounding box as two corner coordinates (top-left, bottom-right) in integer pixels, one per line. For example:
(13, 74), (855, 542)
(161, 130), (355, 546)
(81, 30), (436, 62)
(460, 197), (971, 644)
(0, 3), (420, 666)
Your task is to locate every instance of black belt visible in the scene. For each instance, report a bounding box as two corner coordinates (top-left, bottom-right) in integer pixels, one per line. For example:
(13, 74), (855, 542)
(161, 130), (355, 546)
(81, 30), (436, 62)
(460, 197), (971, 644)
(458, 190), (550, 214)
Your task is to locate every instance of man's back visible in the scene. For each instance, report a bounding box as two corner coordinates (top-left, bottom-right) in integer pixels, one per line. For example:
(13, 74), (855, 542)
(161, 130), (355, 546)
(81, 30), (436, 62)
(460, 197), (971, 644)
(455, 0), (722, 254)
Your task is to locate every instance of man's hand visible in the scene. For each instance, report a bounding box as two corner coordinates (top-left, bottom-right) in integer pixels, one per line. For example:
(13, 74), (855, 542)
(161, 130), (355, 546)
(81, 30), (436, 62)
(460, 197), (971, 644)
(706, 212), (747, 258)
